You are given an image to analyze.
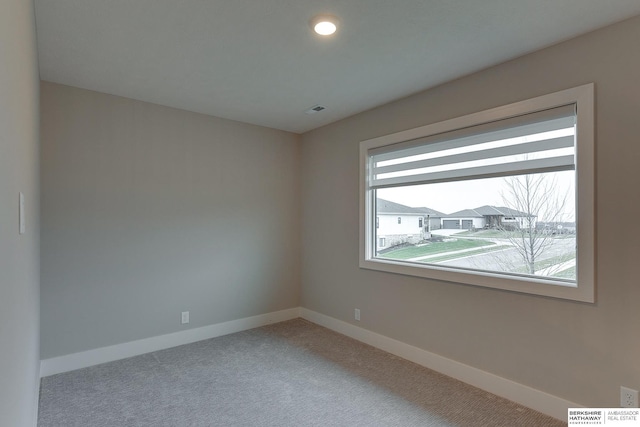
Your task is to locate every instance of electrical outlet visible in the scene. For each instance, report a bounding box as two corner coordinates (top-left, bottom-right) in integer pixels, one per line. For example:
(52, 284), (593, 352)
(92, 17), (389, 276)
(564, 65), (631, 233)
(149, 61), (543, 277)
(621, 386), (638, 408)
(354, 308), (360, 321)
(181, 311), (189, 325)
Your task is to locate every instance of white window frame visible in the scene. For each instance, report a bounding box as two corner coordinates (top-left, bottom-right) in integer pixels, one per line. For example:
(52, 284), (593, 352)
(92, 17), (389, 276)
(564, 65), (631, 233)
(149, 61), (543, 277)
(359, 84), (595, 302)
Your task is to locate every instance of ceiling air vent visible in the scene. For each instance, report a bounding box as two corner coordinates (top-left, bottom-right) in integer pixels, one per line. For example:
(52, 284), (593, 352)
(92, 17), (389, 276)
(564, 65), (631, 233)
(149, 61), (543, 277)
(305, 105), (326, 114)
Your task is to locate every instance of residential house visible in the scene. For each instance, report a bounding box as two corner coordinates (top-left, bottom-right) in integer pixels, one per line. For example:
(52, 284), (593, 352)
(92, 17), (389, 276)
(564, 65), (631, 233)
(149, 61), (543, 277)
(376, 199), (444, 249)
(443, 206), (534, 230)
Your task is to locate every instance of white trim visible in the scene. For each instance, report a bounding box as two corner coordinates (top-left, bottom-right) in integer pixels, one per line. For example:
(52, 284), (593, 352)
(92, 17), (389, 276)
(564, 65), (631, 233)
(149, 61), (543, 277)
(40, 307), (301, 377)
(359, 83), (595, 303)
(32, 358), (41, 427)
(300, 308), (580, 422)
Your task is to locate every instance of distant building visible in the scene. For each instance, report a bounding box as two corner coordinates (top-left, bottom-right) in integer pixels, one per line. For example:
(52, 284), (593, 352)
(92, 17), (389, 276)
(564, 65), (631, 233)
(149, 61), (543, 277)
(376, 199), (445, 250)
(536, 221), (576, 234)
(443, 205), (534, 230)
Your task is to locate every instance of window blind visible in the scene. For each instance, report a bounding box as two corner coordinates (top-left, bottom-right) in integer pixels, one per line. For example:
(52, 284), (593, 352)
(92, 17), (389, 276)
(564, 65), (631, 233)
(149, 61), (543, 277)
(369, 104), (576, 189)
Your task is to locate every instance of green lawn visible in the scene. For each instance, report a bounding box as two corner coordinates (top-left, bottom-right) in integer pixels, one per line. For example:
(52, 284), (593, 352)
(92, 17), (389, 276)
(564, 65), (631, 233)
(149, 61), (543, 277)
(380, 239), (495, 260)
(415, 244), (508, 263)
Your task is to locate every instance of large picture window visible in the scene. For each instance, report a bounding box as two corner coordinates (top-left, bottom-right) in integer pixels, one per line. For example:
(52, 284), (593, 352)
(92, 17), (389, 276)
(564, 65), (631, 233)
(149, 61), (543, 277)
(359, 85), (595, 302)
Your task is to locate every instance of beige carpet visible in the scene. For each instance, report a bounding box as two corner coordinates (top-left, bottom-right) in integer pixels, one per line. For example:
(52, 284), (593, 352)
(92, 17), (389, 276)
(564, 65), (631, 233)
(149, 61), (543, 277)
(39, 318), (564, 426)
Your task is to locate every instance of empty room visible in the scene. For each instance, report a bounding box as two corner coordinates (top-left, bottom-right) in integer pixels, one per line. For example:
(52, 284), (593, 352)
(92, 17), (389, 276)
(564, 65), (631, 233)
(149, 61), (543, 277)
(2, 1), (640, 426)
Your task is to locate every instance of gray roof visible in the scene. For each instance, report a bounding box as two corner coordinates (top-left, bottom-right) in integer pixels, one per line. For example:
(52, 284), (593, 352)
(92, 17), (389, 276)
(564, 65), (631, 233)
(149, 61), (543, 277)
(474, 205), (530, 217)
(447, 205), (532, 218)
(446, 208), (483, 218)
(412, 206), (447, 217)
(376, 200), (531, 218)
(376, 199), (445, 217)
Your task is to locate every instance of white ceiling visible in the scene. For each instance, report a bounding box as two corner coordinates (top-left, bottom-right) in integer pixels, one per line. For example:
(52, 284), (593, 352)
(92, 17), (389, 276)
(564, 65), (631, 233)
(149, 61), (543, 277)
(35, 1), (640, 134)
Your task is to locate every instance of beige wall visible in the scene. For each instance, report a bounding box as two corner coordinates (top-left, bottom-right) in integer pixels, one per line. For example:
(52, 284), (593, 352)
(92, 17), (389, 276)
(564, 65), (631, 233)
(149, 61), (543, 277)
(0, 0), (41, 425)
(300, 15), (640, 407)
(40, 82), (300, 358)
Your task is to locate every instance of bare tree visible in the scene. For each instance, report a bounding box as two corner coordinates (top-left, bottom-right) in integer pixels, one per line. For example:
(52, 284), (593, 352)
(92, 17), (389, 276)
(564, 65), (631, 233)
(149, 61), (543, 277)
(499, 173), (569, 275)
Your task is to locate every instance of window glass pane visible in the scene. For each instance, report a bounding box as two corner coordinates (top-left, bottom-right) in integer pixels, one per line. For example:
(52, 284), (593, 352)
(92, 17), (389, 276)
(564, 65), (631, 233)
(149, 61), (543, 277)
(375, 170), (576, 282)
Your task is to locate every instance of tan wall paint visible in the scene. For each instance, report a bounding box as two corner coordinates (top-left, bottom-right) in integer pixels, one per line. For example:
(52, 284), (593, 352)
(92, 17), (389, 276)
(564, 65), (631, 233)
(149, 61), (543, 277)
(300, 15), (640, 407)
(0, 0), (41, 425)
(40, 82), (301, 358)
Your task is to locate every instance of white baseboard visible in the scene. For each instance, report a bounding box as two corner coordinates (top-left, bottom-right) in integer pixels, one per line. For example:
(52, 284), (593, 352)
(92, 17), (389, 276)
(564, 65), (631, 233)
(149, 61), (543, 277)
(32, 359), (41, 427)
(40, 307), (301, 377)
(300, 308), (578, 422)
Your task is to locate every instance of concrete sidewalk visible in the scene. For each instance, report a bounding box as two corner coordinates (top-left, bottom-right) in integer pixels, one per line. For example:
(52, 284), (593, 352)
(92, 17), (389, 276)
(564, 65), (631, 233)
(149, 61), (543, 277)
(406, 243), (511, 262)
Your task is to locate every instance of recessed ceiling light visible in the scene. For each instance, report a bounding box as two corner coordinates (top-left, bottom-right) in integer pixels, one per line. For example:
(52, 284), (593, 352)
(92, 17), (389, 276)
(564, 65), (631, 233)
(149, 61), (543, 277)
(310, 15), (339, 36)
